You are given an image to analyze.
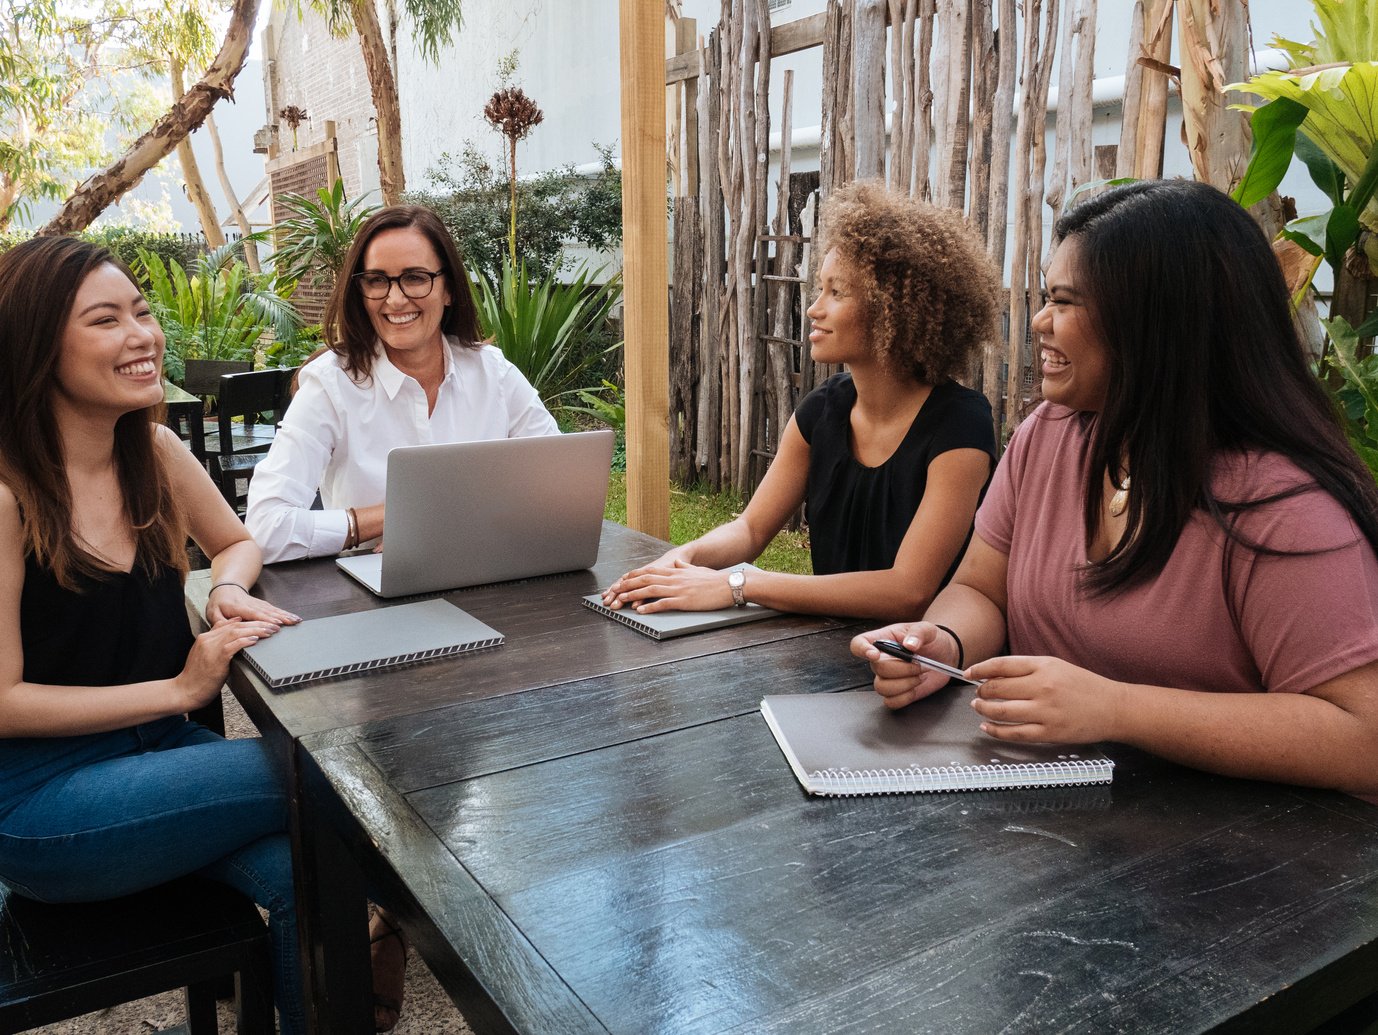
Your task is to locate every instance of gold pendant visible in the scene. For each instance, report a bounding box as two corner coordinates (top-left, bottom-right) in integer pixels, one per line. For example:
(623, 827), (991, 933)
(1109, 476), (1130, 517)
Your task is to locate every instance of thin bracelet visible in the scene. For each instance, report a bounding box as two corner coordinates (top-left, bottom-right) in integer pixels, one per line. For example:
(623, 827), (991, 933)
(932, 624), (965, 670)
(209, 581), (248, 598)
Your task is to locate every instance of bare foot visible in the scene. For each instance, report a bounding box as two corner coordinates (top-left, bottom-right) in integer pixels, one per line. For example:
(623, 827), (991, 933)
(369, 907), (407, 1032)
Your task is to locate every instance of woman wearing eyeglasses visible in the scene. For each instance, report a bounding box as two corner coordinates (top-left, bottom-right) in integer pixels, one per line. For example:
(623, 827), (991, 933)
(246, 205), (558, 565)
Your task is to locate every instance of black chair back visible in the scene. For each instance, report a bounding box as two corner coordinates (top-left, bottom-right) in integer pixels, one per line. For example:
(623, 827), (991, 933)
(183, 359), (252, 398)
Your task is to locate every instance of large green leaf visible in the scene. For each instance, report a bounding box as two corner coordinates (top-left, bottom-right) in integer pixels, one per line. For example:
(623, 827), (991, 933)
(1231, 63), (1378, 227)
(1294, 131), (1346, 204)
(1231, 97), (1309, 208)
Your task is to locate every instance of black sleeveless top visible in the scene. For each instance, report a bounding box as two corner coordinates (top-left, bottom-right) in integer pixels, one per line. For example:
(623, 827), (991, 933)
(794, 373), (996, 577)
(20, 554), (194, 687)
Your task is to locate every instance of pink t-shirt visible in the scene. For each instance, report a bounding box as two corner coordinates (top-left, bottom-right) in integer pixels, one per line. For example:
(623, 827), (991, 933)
(974, 403), (1378, 695)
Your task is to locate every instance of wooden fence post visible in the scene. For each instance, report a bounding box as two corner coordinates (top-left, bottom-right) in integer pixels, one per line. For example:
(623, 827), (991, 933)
(619, 0), (670, 538)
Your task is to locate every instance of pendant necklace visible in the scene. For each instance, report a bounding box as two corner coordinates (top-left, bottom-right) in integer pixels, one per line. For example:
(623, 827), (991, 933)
(1109, 474), (1131, 517)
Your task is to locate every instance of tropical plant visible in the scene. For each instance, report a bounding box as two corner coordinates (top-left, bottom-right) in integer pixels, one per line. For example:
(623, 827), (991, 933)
(1322, 316), (1378, 476)
(1229, 0), (1378, 298)
(408, 143), (622, 284)
(471, 259), (622, 416)
(287, 0), (464, 204)
(134, 241), (302, 381)
(269, 178), (379, 290)
(263, 322), (324, 370)
(1228, 0), (1378, 480)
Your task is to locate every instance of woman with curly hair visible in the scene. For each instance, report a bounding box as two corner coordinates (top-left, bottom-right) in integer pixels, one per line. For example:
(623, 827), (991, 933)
(602, 181), (1000, 620)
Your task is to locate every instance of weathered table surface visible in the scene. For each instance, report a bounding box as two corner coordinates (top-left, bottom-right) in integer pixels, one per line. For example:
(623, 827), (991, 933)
(192, 522), (851, 1031)
(265, 526), (1378, 1035)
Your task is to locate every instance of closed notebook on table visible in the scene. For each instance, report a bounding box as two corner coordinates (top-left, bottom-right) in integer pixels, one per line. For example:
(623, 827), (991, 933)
(581, 564), (783, 640)
(761, 688), (1114, 796)
(240, 598), (503, 689)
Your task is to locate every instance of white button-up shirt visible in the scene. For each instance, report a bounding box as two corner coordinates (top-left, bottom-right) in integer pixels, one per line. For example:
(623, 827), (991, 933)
(245, 338), (559, 562)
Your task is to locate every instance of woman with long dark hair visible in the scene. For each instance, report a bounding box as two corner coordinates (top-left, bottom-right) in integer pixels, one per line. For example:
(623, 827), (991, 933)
(0, 237), (305, 1030)
(602, 181), (999, 621)
(246, 205), (558, 564)
(853, 179), (1378, 796)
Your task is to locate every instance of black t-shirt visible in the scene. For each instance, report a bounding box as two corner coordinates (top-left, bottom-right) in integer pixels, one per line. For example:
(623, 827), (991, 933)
(794, 373), (996, 578)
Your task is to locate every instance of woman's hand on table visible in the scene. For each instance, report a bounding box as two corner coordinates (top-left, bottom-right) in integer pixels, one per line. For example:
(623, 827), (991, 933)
(966, 655), (1126, 744)
(176, 618), (283, 711)
(207, 583), (300, 627)
(601, 556), (732, 613)
(851, 622), (961, 709)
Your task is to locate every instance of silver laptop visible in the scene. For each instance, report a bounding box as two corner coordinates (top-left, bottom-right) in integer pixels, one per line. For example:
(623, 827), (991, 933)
(336, 430), (615, 598)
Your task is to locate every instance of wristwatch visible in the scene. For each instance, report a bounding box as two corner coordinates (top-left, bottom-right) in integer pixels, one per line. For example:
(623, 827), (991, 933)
(727, 568), (747, 607)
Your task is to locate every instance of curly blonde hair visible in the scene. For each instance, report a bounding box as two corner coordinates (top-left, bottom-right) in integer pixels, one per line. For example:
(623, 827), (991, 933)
(816, 180), (1000, 383)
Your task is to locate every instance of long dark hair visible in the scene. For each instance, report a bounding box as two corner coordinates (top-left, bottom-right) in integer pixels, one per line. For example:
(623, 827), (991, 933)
(0, 236), (187, 587)
(1053, 178), (1378, 593)
(322, 205), (482, 380)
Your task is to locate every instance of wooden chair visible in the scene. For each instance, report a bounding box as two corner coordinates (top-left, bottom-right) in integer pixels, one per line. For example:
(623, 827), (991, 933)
(175, 360), (254, 467)
(182, 359), (253, 399)
(0, 875), (274, 1034)
(208, 368), (297, 513)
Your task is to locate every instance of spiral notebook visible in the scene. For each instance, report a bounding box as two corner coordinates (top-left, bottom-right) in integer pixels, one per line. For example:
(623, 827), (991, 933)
(581, 565), (782, 640)
(761, 689), (1114, 796)
(240, 598), (503, 688)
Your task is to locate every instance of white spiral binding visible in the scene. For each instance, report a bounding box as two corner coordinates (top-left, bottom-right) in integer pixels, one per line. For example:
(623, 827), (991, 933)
(809, 758), (1114, 796)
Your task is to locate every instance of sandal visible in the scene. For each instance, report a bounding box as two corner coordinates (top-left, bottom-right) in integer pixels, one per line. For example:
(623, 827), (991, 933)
(369, 907), (408, 1033)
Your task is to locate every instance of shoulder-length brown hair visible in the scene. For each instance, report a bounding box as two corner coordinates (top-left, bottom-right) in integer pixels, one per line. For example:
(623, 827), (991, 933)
(322, 205), (482, 380)
(0, 236), (186, 588)
(816, 180), (1000, 384)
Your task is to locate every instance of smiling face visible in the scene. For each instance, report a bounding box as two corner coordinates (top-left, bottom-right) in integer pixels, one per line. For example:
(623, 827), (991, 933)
(53, 263), (165, 421)
(359, 227), (452, 361)
(1031, 238), (1110, 412)
(806, 248), (871, 366)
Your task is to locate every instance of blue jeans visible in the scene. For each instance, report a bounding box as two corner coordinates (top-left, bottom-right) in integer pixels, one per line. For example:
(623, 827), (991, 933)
(0, 716), (305, 1035)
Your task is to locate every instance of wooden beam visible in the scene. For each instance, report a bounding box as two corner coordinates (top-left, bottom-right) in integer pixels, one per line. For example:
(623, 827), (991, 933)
(619, 0), (670, 539)
(666, 11), (829, 84)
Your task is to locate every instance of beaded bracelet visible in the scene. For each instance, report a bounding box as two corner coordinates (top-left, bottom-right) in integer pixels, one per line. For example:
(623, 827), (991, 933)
(932, 624), (965, 670)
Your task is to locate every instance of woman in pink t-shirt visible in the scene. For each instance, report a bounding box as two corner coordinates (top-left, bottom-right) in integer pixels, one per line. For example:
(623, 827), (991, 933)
(852, 179), (1378, 797)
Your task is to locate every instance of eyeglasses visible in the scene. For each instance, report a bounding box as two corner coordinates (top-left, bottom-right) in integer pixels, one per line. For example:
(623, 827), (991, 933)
(353, 269), (444, 300)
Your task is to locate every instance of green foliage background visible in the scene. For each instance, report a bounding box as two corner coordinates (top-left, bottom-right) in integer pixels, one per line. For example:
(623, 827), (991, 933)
(406, 142), (622, 284)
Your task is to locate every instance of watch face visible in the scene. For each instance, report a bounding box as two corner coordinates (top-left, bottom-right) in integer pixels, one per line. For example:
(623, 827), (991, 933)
(729, 571), (745, 587)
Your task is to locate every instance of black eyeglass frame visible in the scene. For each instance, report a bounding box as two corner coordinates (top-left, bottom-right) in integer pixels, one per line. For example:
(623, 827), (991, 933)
(352, 269), (445, 300)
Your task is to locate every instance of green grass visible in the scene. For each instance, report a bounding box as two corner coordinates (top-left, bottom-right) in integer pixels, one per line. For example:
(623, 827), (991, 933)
(603, 473), (814, 575)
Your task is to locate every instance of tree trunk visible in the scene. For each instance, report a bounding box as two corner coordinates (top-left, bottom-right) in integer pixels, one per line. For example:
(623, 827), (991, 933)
(171, 56), (226, 249)
(206, 110), (260, 272)
(352, 0), (404, 204)
(39, 0), (260, 235)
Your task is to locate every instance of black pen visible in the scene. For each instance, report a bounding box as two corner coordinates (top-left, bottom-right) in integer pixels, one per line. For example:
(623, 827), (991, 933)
(872, 639), (983, 686)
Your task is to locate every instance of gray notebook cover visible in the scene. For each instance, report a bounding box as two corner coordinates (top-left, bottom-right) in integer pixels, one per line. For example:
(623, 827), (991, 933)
(240, 599), (503, 688)
(581, 594), (782, 640)
(761, 689), (1113, 796)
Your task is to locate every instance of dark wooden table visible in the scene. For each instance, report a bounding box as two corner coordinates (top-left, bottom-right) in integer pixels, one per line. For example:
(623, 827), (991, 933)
(189, 522), (848, 1031)
(199, 524), (1378, 1034)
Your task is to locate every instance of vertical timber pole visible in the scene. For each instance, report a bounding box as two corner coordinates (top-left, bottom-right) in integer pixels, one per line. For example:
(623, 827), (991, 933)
(619, 0), (671, 540)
